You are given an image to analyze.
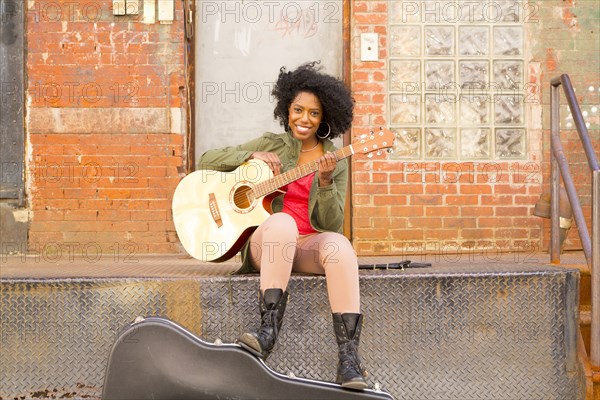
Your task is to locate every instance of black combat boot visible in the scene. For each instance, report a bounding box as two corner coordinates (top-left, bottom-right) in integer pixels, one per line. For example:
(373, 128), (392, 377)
(332, 313), (368, 390)
(238, 288), (289, 359)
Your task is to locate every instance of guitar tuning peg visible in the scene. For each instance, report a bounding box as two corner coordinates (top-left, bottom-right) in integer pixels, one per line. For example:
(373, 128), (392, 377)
(367, 153), (374, 159)
(376, 150), (382, 156)
(387, 148), (394, 154)
(360, 134), (367, 139)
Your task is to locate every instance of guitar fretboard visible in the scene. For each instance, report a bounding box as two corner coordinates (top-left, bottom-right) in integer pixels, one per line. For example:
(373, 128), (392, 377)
(253, 146), (355, 198)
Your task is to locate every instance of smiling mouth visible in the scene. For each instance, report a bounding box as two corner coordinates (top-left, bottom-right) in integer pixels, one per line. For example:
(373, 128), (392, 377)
(295, 125), (312, 133)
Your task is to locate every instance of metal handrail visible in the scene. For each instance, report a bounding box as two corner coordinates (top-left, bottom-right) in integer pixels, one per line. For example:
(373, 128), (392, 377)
(550, 73), (599, 366)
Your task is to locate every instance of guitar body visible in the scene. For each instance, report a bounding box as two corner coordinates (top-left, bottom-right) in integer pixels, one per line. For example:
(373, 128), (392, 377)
(172, 160), (276, 262)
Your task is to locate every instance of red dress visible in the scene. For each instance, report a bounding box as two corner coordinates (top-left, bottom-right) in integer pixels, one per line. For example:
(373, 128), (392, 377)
(281, 174), (318, 235)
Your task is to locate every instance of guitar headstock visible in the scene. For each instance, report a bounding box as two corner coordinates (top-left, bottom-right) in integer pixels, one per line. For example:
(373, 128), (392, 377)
(354, 127), (395, 158)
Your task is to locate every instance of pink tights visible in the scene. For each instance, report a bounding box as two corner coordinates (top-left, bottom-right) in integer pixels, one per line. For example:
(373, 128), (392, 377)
(248, 213), (360, 314)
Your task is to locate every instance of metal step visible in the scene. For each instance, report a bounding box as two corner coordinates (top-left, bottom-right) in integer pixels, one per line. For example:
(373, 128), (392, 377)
(0, 255), (586, 400)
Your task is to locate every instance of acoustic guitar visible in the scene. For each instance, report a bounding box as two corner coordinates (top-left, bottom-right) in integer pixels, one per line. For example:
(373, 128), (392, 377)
(172, 128), (395, 262)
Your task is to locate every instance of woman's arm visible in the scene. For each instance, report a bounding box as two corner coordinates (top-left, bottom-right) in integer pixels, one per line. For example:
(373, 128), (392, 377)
(196, 136), (267, 172)
(311, 158), (348, 233)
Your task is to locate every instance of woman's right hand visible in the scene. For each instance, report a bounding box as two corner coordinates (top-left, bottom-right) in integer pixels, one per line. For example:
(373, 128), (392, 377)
(250, 152), (282, 176)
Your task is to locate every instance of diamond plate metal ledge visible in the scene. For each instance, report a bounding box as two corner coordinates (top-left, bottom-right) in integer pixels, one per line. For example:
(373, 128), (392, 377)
(0, 256), (586, 400)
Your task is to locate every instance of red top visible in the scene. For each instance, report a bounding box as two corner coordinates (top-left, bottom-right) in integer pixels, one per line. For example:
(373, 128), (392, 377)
(281, 174), (318, 235)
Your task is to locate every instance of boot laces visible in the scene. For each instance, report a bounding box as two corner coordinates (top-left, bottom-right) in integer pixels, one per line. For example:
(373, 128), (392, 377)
(257, 310), (278, 341)
(339, 341), (365, 375)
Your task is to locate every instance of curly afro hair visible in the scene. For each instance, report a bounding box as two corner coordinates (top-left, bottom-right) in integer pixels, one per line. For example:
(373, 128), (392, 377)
(272, 61), (354, 140)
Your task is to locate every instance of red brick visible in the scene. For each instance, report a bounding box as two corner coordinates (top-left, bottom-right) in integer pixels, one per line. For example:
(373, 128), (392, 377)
(391, 229), (424, 240)
(356, 206), (392, 218)
(462, 206), (494, 217)
(496, 207), (530, 217)
(353, 2), (368, 12)
(354, 217), (371, 228)
(390, 206), (425, 217)
(443, 217), (477, 229)
(354, 184), (389, 195)
(425, 229), (459, 240)
(130, 211), (168, 221)
(478, 218), (514, 228)
(372, 173), (388, 183)
(410, 195), (443, 206)
(64, 210), (98, 221)
(446, 195), (479, 205)
(353, 194), (372, 206)
(390, 183), (423, 195)
(425, 184), (457, 195)
(353, 71), (370, 82)
(461, 229), (495, 239)
(373, 195), (407, 206)
(31, 210), (64, 221)
(460, 184), (492, 195)
(425, 206), (459, 217)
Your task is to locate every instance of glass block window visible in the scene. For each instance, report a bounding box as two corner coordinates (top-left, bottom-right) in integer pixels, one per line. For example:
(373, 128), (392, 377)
(389, 0), (527, 160)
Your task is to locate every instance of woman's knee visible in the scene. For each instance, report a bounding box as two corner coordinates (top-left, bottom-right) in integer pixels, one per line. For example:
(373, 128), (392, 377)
(264, 213), (299, 236)
(316, 233), (357, 265)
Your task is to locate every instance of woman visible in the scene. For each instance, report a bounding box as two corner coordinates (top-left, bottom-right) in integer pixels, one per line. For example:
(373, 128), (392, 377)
(197, 62), (367, 389)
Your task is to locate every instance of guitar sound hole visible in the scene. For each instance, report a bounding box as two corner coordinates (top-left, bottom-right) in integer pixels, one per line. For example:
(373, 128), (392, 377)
(232, 184), (254, 212)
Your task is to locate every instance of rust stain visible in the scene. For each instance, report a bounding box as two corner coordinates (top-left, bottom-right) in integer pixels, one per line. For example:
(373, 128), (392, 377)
(545, 48), (558, 72)
(163, 280), (202, 336)
(528, 64), (540, 98)
(561, 4), (579, 30)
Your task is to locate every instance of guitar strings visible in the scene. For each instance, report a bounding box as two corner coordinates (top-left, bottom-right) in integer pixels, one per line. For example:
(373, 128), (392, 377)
(230, 147), (350, 204)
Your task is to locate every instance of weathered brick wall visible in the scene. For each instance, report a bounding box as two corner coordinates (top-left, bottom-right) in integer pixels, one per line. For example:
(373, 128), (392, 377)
(350, 0), (599, 257)
(26, 0), (187, 257)
(22, 0), (597, 259)
(529, 0), (599, 250)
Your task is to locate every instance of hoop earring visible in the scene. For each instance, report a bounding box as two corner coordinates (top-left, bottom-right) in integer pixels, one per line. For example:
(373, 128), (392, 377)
(317, 123), (331, 139)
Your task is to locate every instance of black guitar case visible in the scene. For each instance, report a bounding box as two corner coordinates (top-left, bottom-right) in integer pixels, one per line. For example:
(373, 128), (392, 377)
(102, 317), (394, 400)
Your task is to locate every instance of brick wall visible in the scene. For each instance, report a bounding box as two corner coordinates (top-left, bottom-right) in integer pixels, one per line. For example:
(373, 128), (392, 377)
(22, 0), (598, 259)
(529, 0), (600, 250)
(350, 0), (599, 258)
(26, 0), (187, 257)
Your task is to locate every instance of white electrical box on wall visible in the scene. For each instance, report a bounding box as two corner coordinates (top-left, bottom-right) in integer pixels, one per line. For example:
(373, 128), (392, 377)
(360, 33), (379, 62)
(158, 0), (174, 23)
(113, 0), (126, 15)
(126, 0), (140, 15)
(144, 0), (156, 24)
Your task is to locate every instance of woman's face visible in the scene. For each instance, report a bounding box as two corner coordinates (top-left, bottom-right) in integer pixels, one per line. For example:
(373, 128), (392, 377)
(287, 91), (323, 142)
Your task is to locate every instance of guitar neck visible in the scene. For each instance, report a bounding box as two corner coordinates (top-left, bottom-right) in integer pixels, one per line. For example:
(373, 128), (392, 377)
(253, 145), (355, 198)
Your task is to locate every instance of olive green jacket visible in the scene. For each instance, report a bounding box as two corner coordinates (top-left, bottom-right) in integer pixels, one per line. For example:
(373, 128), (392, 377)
(197, 132), (348, 274)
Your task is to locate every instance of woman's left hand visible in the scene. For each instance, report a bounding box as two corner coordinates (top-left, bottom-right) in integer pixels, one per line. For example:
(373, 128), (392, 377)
(318, 152), (337, 187)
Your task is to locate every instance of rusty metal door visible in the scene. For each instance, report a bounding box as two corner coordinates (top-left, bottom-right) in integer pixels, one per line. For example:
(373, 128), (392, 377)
(0, 0), (25, 202)
(194, 0), (345, 163)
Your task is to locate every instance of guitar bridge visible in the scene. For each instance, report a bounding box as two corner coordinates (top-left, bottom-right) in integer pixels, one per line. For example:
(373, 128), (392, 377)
(208, 193), (223, 227)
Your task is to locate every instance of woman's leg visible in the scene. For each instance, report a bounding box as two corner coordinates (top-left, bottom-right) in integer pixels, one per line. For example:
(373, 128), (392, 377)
(238, 213), (298, 359)
(293, 232), (367, 389)
(293, 232), (360, 313)
(248, 212), (299, 292)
